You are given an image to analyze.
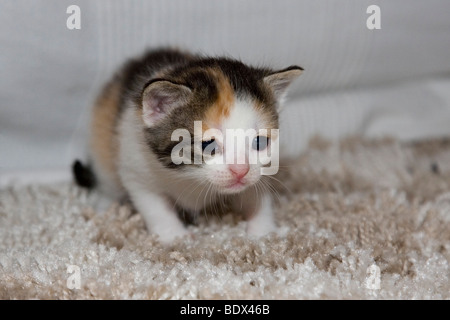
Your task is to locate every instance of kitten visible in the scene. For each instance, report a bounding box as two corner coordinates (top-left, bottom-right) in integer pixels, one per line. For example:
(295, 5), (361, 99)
(73, 48), (302, 243)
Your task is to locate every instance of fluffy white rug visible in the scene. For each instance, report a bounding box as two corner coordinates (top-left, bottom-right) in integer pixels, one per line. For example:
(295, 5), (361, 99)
(1, 137), (449, 299)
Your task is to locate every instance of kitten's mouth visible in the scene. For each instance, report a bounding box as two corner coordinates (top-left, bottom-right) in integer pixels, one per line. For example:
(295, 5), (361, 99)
(228, 181), (245, 188)
(221, 180), (249, 193)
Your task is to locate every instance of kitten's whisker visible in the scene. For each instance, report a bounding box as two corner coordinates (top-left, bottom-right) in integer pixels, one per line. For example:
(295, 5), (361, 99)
(171, 175), (208, 212)
(194, 181), (209, 215)
(202, 181), (215, 223)
(264, 174), (292, 196)
(210, 184), (220, 220)
(260, 178), (282, 204)
(171, 178), (202, 211)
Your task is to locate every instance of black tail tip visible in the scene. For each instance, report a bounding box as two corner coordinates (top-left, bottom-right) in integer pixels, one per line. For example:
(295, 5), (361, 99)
(72, 160), (96, 189)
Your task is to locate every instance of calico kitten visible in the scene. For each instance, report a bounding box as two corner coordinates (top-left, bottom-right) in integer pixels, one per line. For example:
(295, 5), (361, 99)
(73, 48), (302, 243)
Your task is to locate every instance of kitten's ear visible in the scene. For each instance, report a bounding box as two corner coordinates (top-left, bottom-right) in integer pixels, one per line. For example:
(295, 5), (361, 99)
(142, 80), (192, 127)
(263, 66), (303, 101)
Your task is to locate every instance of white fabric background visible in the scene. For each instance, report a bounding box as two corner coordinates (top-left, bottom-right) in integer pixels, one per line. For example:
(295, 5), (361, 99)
(1, 0), (450, 181)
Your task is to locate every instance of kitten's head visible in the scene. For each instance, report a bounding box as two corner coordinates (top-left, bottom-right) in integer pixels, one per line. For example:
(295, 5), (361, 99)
(141, 58), (302, 194)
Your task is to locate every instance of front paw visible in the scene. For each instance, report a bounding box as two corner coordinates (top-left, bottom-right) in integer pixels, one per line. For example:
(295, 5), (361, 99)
(155, 225), (191, 244)
(246, 220), (276, 238)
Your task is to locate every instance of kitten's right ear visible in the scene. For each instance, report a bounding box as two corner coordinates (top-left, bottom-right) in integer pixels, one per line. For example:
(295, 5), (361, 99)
(142, 80), (192, 127)
(263, 66), (303, 102)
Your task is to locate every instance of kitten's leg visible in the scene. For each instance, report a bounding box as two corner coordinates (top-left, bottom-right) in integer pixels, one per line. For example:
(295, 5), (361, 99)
(130, 189), (189, 243)
(231, 189), (276, 237)
(88, 159), (125, 212)
(246, 193), (276, 236)
(91, 192), (117, 213)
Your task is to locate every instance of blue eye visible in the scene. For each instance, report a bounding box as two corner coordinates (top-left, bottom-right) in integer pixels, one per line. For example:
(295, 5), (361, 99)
(202, 139), (216, 155)
(252, 136), (269, 151)
(202, 139), (214, 150)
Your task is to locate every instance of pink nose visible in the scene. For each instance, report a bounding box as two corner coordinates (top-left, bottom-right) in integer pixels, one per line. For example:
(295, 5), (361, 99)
(229, 164), (250, 180)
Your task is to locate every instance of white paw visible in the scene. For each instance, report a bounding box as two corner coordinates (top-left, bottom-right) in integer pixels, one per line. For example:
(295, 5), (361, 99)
(154, 225), (191, 244)
(246, 220), (277, 238)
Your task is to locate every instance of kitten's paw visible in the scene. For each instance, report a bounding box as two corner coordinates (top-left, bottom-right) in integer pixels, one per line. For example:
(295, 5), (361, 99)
(246, 220), (277, 238)
(155, 226), (191, 244)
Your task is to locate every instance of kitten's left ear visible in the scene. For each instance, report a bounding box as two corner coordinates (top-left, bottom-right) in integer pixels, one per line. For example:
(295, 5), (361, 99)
(263, 66), (303, 101)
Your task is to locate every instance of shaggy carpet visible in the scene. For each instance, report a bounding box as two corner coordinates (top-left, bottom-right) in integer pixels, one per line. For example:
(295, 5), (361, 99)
(1, 136), (449, 299)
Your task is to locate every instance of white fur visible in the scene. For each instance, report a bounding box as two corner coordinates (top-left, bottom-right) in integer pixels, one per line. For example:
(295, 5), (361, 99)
(202, 100), (261, 190)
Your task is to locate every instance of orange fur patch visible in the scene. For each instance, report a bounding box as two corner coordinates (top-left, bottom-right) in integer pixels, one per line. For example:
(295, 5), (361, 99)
(203, 70), (235, 131)
(90, 80), (122, 184)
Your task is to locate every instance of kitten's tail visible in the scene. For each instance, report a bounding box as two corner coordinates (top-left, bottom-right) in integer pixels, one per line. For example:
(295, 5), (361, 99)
(72, 160), (96, 189)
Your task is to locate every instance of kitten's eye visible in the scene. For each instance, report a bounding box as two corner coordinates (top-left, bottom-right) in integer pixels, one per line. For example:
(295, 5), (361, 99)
(202, 139), (215, 150)
(202, 139), (217, 155)
(252, 136), (269, 151)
